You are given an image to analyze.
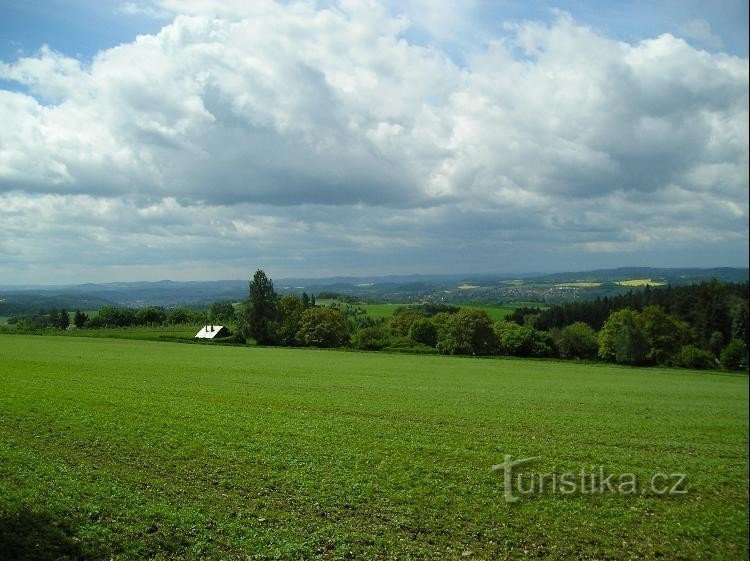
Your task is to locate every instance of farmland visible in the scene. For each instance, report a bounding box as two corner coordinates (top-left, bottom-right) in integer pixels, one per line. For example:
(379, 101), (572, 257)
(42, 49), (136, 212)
(615, 279), (667, 287)
(1, 335), (747, 560)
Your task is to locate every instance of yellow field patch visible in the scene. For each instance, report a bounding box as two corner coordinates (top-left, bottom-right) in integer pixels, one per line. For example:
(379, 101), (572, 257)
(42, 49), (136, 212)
(616, 278), (666, 287)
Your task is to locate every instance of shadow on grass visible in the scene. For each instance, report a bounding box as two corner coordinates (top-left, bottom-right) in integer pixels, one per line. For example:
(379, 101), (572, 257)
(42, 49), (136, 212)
(0, 510), (102, 561)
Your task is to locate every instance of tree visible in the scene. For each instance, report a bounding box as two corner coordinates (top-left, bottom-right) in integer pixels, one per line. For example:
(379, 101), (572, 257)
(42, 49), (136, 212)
(48, 309), (61, 329)
(640, 305), (690, 365)
(246, 269), (278, 344)
(59, 309), (70, 330)
(599, 309), (646, 363)
(390, 312), (423, 337)
(351, 325), (391, 350)
(136, 306), (167, 326)
(168, 308), (192, 325)
(301, 292), (311, 310)
(437, 309), (497, 355)
(614, 316), (649, 365)
(277, 295), (304, 346)
(720, 340), (748, 371)
(209, 301), (236, 324)
(557, 322), (598, 359)
(494, 321), (552, 357)
(731, 300), (748, 344)
(73, 309), (88, 329)
(708, 331), (725, 357)
(409, 318), (437, 347)
(297, 307), (347, 348)
(94, 306), (137, 328)
(675, 345), (716, 370)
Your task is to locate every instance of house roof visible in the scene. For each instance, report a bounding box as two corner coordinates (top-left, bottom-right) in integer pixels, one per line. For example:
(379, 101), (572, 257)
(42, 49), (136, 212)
(195, 325), (228, 339)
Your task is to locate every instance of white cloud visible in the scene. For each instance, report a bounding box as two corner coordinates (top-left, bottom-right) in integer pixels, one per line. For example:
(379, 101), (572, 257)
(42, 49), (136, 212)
(678, 18), (725, 50)
(0, 2), (747, 282)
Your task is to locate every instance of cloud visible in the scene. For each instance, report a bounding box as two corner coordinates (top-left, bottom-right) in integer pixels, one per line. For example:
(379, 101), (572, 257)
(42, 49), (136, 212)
(678, 18), (725, 50)
(0, 2), (747, 282)
(116, 2), (172, 19)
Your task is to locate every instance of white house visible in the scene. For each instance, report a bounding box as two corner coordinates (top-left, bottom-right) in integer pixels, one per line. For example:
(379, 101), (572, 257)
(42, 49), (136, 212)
(195, 325), (230, 339)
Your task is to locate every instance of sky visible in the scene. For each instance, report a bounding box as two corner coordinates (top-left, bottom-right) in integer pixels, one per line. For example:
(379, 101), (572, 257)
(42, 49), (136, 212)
(0, 0), (747, 284)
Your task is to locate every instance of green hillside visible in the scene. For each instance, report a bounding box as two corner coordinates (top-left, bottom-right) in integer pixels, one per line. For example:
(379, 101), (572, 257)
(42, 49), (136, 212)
(1, 335), (747, 560)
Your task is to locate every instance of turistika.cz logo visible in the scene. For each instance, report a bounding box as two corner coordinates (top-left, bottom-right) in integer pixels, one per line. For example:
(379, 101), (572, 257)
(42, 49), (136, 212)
(492, 455), (688, 502)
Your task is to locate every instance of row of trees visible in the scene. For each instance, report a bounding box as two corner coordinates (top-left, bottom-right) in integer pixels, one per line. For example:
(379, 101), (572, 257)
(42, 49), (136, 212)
(511, 280), (748, 347)
(9, 270), (746, 372)
(238, 271), (747, 371)
(508, 280), (748, 370)
(8, 308), (82, 330)
(8, 301), (238, 330)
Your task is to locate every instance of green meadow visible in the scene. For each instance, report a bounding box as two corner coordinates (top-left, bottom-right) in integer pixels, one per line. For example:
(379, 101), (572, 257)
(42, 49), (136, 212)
(0, 335), (747, 560)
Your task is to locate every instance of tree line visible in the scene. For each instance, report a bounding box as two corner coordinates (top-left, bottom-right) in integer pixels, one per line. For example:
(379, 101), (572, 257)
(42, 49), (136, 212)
(6, 300), (238, 331)
(237, 270), (748, 371)
(6, 270), (747, 372)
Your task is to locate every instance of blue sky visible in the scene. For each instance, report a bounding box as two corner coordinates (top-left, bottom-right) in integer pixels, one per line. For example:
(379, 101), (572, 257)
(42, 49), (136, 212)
(2, 0), (746, 61)
(0, 1), (747, 283)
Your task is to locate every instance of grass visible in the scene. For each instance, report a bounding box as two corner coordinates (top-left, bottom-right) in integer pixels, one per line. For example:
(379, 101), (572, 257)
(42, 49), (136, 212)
(0, 335), (747, 560)
(62, 325), (203, 341)
(357, 303), (401, 318)
(0, 324), (203, 342)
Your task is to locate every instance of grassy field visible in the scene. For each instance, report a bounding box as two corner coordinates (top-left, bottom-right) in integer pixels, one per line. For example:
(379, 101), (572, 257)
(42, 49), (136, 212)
(62, 325), (202, 341)
(0, 324), (203, 341)
(0, 335), (747, 560)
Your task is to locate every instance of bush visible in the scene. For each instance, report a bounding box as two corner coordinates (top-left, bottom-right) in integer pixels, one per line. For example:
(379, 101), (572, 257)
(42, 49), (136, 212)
(390, 312), (424, 337)
(598, 309), (648, 364)
(228, 330), (247, 344)
(437, 309), (497, 355)
(494, 321), (552, 357)
(675, 345), (717, 370)
(557, 322), (598, 359)
(297, 307), (348, 348)
(136, 306), (167, 326)
(720, 340), (748, 371)
(409, 318), (437, 347)
(351, 325), (391, 350)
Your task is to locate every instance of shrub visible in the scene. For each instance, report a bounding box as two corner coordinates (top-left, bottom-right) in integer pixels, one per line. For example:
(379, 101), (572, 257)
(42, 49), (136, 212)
(297, 307), (348, 348)
(557, 322), (598, 359)
(390, 312), (424, 337)
(409, 318), (437, 347)
(675, 345), (717, 370)
(494, 321), (552, 357)
(599, 309), (648, 364)
(351, 325), (391, 350)
(437, 309), (497, 355)
(720, 340), (748, 371)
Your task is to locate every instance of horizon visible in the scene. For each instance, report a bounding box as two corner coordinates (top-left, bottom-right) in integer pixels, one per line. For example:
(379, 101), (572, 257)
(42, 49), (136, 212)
(1, 264), (747, 290)
(1, 1), (748, 284)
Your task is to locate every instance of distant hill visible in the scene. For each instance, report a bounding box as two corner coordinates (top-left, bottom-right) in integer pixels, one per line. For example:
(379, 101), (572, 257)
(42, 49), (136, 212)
(1, 267), (746, 316)
(529, 267), (749, 285)
(0, 292), (116, 316)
